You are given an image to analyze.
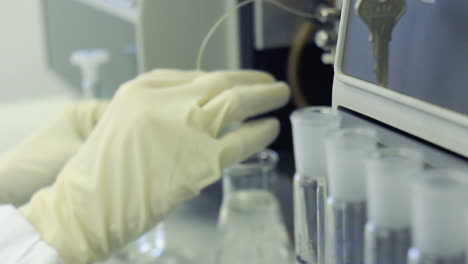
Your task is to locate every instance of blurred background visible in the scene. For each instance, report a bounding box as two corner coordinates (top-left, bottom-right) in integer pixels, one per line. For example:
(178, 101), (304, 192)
(0, 1), (76, 153)
(0, 1), (72, 102)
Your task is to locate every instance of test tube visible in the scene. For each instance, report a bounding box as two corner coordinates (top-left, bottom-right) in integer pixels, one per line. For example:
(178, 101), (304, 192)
(325, 127), (378, 264)
(290, 107), (342, 264)
(465, 210), (468, 264)
(408, 169), (468, 264)
(365, 148), (424, 264)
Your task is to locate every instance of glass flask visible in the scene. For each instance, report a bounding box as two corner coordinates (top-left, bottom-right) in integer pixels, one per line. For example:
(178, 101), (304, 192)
(290, 107), (342, 264)
(115, 224), (166, 262)
(215, 149), (292, 264)
(408, 169), (468, 264)
(114, 222), (190, 263)
(325, 127), (378, 264)
(364, 148), (424, 264)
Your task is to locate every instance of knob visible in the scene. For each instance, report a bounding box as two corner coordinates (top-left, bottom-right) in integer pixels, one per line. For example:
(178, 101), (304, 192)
(315, 30), (338, 49)
(321, 52), (335, 65)
(315, 4), (340, 24)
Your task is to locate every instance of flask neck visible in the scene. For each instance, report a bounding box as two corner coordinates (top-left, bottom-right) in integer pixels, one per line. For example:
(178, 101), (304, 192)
(222, 150), (278, 198)
(222, 168), (276, 198)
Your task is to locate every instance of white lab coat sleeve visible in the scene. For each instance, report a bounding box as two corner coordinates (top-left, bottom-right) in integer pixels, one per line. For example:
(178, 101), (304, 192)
(0, 205), (63, 264)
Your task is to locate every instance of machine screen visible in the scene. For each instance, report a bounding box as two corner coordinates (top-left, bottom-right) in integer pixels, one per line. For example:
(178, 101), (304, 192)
(341, 0), (468, 116)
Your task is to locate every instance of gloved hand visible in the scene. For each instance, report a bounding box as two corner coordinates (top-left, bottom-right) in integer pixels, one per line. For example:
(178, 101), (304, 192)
(0, 101), (108, 206)
(20, 69), (290, 264)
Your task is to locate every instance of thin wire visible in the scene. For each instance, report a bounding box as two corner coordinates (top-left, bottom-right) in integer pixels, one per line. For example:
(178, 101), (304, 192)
(196, 0), (255, 70)
(196, 0), (315, 70)
(267, 0), (315, 19)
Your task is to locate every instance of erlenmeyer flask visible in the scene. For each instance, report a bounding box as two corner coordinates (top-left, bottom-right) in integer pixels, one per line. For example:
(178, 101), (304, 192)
(115, 224), (166, 262)
(215, 149), (292, 264)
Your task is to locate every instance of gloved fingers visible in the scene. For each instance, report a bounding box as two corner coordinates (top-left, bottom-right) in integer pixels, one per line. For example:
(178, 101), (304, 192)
(135, 69), (274, 89)
(136, 69), (204, 82)
(212, 70), (276, 86)
(68, 101), (109, 140)
(219, 118), (280, 168)
(202, 82), (290, 136)
(187, 70), (278, 107)
(126, 69), (205, 90)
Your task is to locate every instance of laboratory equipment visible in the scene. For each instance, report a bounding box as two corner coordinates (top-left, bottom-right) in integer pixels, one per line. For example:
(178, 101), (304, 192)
(255, 0), (341, 64)
(215, 149), (291, 264)
(333, 1), (468, 259)
(365, 148), (424, 264)
(408, 169), (468, 264)
(333, 0), (468, 160)
(290, 107), (342, 264)
(329, 0), (468, 262)
(325, 127), (378, 264)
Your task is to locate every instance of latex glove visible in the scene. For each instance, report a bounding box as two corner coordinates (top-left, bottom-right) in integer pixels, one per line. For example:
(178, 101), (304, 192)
(0, 101), (107, 206)
(20, 69), (290, 264)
